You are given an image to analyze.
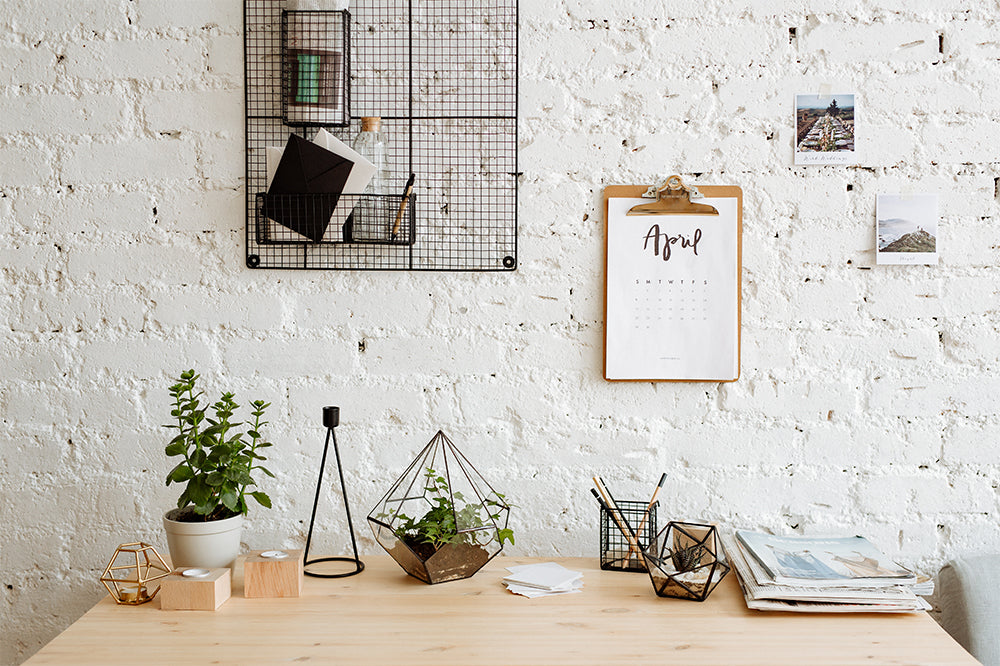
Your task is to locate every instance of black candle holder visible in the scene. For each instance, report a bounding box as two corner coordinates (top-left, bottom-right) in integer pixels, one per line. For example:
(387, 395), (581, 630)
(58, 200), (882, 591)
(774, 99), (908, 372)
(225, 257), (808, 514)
(303, 406), (364, 578)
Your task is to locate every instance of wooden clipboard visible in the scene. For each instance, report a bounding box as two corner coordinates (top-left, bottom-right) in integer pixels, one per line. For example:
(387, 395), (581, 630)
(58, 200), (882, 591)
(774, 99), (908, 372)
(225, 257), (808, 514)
(603, 177), (742, 382)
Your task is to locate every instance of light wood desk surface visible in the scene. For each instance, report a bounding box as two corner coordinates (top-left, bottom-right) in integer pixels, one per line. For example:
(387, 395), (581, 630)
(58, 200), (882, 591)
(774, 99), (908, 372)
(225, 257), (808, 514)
(25, 556), (978, 666)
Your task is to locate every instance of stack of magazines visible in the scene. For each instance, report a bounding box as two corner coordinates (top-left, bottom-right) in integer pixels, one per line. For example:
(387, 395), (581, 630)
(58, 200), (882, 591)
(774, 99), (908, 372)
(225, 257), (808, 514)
(721, 530), (933, 613)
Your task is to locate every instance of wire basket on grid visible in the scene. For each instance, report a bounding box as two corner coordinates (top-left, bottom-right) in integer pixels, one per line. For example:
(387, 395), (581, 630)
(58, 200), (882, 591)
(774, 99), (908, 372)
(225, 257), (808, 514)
(281, 10), (350, 127)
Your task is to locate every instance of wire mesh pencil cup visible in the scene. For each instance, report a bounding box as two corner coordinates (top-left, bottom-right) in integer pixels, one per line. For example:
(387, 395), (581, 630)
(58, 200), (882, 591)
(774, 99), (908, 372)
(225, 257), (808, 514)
(600, 500), (657, 573)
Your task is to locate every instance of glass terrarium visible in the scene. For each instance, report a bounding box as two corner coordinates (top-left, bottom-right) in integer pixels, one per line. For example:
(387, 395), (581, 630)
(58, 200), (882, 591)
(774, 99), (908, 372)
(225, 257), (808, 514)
(642, 522), (729, 601)
(368, 431), (512, 584)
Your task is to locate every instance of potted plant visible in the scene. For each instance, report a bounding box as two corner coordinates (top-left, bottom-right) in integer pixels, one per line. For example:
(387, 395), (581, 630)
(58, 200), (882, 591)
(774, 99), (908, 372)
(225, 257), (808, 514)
(368, 431), (513, 584)
(162, 369), (274, 569)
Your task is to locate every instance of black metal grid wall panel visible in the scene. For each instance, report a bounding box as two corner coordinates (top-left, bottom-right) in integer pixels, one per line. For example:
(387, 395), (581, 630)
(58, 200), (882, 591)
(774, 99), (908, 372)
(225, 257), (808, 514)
(350, 0), (410, 121)
(412, 0), (517, 119)
(244, 0), (518, 271)
(410, 118), (516, 270)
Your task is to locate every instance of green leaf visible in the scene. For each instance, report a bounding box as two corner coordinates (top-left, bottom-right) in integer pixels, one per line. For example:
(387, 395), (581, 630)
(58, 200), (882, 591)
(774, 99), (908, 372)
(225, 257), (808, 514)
(166, 463), (194, 485)
(206, 471), (225, 486)
(250, 491), (272, 509)
(220, 489), (239, 511)
(202, 423), (225, 437)
(187, 478), (212, 507)
(498, 528), (515, 547)
(164, 441), (186, 457)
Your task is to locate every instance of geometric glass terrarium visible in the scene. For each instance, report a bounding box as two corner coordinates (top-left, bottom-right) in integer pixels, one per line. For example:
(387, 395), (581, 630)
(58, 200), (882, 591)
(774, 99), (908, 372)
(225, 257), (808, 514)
(98, 542), (171, 605)
(641, 522), (729, 601)
(368, 431), (512, 584)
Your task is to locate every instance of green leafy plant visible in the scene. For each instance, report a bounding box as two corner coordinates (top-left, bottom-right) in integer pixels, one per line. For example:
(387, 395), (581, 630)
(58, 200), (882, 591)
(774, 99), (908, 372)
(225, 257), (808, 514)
(164, 369), (274, 521)
(383, 467), (514, 551)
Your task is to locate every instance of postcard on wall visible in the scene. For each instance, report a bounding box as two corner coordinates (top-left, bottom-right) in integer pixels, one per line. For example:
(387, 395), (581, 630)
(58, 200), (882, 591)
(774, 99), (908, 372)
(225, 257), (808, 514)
(794, 93), (857, 165)
(604, 193), (741, 382)
(876, 193), (939, 265)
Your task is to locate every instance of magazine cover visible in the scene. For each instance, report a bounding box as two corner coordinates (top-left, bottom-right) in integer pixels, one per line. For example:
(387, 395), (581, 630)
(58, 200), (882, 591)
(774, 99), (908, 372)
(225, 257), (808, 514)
(735, 531), (914, 583)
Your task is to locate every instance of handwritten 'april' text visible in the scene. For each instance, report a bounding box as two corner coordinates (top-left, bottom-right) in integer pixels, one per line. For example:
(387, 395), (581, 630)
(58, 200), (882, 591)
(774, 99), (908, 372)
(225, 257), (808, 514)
(642, 225), (702, 262)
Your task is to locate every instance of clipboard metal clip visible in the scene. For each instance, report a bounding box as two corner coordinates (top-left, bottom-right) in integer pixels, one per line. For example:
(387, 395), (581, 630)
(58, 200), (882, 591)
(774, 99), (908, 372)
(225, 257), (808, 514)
(628, 175), (719, 216)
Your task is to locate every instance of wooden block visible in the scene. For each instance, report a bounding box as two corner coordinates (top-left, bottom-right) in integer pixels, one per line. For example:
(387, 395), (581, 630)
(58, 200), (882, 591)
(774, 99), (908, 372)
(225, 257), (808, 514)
(244, 549), (304, 598)
(159, 568), (231, 611)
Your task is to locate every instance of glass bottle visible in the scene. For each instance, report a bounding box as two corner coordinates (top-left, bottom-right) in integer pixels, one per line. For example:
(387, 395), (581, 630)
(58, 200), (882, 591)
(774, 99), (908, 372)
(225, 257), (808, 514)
(351, 116), (389, 241)
(353, 116), (388, 195)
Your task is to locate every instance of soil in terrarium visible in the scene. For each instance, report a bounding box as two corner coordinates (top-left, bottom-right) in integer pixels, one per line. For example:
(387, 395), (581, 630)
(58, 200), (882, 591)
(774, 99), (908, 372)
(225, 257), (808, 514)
(392, 538), (490, 583)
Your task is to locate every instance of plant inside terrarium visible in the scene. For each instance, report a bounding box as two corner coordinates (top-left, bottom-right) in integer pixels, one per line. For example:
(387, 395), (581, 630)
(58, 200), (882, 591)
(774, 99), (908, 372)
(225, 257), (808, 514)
(378, 467), (513, 560)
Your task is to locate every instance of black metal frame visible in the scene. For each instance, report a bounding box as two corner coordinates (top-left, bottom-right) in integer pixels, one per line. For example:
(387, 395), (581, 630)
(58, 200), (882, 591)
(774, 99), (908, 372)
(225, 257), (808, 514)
(303, 406), (364, 578)
(367, 430), (511, 584)
(244, 0), (519, 271)
(642, 521), (729, 601)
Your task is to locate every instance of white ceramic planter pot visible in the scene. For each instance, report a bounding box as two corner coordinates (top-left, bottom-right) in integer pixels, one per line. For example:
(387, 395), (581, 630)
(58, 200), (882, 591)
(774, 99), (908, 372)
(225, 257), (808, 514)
(163, 509), (244, 569)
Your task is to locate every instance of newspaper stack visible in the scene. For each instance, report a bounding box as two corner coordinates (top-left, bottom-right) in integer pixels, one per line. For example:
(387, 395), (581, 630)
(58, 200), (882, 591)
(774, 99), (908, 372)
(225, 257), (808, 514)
(722, 530), (931, 613)
(502, 562), (583, 598)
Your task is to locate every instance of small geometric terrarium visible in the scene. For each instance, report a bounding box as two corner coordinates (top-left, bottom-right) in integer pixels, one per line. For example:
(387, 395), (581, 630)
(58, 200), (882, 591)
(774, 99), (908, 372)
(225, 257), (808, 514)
(99, 542), (171, 605)
(641, 522), (729, 601)
(368, 431), (512, 584)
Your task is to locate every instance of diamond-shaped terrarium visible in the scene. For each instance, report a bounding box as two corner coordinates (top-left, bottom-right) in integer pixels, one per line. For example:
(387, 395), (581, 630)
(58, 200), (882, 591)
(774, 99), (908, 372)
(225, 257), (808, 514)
(642, 522), (729, 601)
(368, 431), (512, 584)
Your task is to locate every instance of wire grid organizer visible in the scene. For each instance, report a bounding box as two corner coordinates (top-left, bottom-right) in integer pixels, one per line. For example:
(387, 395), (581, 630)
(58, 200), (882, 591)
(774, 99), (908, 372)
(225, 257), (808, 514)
(599, 500), (658, 573)
(244, 0), (519, 271)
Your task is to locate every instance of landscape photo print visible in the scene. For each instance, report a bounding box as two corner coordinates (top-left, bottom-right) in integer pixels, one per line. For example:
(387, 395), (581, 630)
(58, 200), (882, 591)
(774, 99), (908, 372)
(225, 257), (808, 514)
(876, 193), (939, 265)
(795, 93), (856, 165)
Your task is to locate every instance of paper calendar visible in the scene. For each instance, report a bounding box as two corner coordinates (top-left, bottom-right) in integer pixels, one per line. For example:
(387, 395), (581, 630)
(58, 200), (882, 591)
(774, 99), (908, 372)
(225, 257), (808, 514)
(603, 185), (742, 382)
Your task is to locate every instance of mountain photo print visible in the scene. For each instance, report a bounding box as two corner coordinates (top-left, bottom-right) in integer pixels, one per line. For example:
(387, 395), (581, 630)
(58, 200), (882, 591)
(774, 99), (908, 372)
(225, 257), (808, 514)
(876, 193), (939, 265)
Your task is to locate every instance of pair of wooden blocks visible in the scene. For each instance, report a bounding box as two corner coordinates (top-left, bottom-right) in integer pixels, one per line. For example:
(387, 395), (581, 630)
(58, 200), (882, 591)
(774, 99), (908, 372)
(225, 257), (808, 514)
(160, 549), (303, 611)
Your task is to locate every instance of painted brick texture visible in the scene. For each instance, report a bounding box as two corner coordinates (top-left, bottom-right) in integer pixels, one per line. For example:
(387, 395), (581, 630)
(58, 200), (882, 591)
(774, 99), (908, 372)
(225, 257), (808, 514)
(3, 1), (1000, 664)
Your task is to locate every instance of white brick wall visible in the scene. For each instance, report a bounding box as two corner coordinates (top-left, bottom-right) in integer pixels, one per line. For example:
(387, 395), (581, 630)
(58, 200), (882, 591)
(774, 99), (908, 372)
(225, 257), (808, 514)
(2, 0), (1000, 664)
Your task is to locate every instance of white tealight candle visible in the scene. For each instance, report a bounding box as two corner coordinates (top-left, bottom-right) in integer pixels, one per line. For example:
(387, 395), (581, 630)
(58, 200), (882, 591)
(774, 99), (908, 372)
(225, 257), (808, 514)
(182, 568), (211, 578)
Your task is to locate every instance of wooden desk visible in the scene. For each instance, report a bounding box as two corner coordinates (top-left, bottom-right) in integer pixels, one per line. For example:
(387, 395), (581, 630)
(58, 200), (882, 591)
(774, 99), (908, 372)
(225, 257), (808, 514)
(25, 556), (978, 665)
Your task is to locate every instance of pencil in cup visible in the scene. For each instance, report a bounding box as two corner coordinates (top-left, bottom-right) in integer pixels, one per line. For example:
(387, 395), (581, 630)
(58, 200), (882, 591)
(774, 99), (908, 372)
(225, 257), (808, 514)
(625, 472), (668, 563)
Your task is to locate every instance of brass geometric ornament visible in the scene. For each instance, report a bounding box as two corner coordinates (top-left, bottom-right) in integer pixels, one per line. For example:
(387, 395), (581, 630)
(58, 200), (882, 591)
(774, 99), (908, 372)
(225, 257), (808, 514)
(99, 542), (171, 605)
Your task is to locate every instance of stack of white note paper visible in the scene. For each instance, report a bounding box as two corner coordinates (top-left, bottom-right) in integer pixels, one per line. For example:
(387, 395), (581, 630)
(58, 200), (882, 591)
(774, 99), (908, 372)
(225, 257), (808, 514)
(503, 562), (583, 598)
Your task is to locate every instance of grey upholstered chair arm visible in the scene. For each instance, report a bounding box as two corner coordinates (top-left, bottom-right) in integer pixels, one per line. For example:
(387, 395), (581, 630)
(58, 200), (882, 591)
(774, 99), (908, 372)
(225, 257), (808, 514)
(938, 556), (1000, 666)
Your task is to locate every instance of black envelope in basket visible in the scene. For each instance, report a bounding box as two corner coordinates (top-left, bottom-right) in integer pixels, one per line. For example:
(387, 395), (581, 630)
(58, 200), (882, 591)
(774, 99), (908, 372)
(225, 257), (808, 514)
(263, 133), (354, 242)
